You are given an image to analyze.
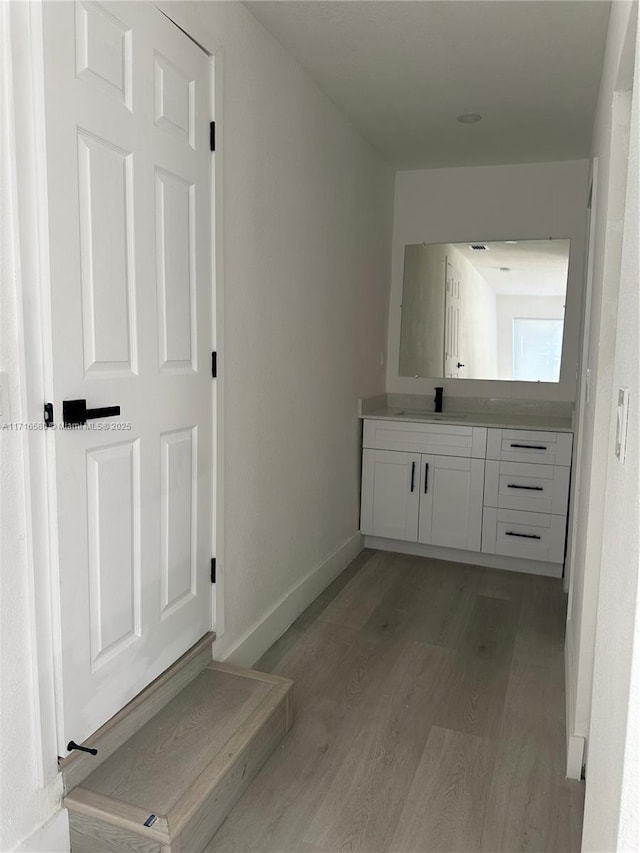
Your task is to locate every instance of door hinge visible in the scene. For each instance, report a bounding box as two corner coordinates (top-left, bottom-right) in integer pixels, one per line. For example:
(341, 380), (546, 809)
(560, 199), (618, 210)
(211, 351), (217, 378)
(211, 558), (216, 584)
(44, 402), (54, 427)
(210, 121), (215, 152)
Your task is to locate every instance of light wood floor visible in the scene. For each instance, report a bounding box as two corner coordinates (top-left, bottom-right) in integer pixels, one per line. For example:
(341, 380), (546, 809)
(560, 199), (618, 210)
(207, 549), (585, 853)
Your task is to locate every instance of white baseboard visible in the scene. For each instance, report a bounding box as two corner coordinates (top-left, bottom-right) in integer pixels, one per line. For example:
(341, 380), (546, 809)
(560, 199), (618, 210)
(565, 626), (586, 780)
(14, 809), (70, 853)
(364, 536), (563, 578)
(566, 734), (585, 781)
(216, 533), (364, 668)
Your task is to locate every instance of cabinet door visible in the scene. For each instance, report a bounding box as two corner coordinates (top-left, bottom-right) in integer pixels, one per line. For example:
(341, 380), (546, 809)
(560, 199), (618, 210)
(361, 449), (420, 541)
(418, 455), (484, 551)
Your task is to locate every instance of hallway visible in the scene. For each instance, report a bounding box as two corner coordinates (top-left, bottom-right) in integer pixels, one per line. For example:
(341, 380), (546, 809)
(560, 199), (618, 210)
(207, 549), (584, 852)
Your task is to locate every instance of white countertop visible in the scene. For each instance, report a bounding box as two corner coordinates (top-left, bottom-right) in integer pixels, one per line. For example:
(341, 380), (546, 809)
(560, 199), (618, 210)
(360, 407), (574, 432)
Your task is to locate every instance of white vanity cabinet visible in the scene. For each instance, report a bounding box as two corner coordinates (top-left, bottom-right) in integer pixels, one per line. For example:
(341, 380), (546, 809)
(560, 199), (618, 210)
(482, 428), (573, 565)
(360, 420), (486, 552)
(360, 418), (573, 577)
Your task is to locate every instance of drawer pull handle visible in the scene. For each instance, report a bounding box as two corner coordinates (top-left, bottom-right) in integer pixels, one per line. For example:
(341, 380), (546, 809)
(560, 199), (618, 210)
(410, 461), (416, 493)
(505, 531), (541, 540)
(510, 443), (547, 450)
(424, 462), (429, 494)
(507, 484), (544, 491)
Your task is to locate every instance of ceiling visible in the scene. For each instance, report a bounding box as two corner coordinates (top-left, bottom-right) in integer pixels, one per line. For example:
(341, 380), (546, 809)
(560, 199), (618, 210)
(453, 239), (570, 295)
(245, 1), (611, 170)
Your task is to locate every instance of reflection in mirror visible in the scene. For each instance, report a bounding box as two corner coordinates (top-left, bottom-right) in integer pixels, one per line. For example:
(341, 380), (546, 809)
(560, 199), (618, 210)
(399, 239), (570, 382)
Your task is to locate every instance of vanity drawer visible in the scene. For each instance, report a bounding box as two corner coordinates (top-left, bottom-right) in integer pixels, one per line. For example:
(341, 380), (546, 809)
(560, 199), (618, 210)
(486, 428), (573, 466)
(482, 508), (566, 564)
(363, 419), (487, 458)
(484, 461), (570, 515)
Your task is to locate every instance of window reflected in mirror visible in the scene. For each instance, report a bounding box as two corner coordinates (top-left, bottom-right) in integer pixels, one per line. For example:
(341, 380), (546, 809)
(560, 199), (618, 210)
(399, 239), (570, 382)
(513, 318), (564, 382)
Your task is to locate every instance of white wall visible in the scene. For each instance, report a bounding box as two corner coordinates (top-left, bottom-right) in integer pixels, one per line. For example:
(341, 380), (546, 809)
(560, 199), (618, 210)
(387, 160), (589, 402)
(399, 243), (445, 378)
(565, 0), (637, 793)
(138, 3), (397, 656)
(2, 1), (393, 849)
(581, 4), (640, 849)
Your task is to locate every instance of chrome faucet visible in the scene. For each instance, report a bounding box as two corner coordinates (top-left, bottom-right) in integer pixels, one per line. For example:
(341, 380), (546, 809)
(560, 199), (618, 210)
(434, 386), (443, 413)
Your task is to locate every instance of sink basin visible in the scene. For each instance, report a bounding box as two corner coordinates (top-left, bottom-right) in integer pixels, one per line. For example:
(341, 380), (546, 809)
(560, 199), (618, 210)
(393, 411), (468, 421)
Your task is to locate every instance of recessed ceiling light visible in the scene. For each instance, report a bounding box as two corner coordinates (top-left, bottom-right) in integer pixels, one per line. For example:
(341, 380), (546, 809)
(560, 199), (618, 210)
(499, 267), (511, 272)
(457, 113), (482, 124)
(505, 240), (519, 244)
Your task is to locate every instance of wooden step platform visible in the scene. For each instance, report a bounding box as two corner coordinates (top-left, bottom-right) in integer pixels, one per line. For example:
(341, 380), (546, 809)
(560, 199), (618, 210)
(61, 637), (293, 853)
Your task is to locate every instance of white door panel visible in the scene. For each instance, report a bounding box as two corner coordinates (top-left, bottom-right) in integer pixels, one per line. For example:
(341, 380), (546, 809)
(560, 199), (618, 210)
(155, 168), (197, 370)
(444, 259), (461, 378)
(43, 0), (213, 748)
(86, 439), (141, 669)
(418, 455), (484, 551)
(77, 131), (137, 375)
(361, 449), (420, 541)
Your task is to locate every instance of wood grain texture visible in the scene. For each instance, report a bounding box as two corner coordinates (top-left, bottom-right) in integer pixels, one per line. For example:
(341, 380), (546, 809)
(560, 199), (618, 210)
(388, 726), (496, 853)
(168, 681), (292, 835)
(315, 549), (405, 631)
(301, 641), (457, 853)
(62, 632), (215, 792)
(83, 669), (273, 813)
(69, 812), (162, 853)
(207, 549), (584, 853)
(361, 553), (481, 649)
(431, 594), (520, 737)
(480, 711), (584, 853)
(65, 663), (293, 852)
(206, 660), (293, 686)
(64, 788), (169, 844)
(254, 549), (377, 675)
(174, 692), (291, 851)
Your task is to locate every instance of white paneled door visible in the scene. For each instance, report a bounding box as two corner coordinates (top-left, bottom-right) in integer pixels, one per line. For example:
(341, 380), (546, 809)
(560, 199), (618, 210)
(42, 1), (213, 749)
(444, 259), (461, 378)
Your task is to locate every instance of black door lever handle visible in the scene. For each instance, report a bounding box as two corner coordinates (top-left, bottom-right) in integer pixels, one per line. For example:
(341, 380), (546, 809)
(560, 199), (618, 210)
(63, 399), (121, 427)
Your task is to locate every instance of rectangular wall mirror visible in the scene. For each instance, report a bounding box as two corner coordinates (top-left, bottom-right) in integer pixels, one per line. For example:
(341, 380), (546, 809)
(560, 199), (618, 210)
(399, 238), (570, 382)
